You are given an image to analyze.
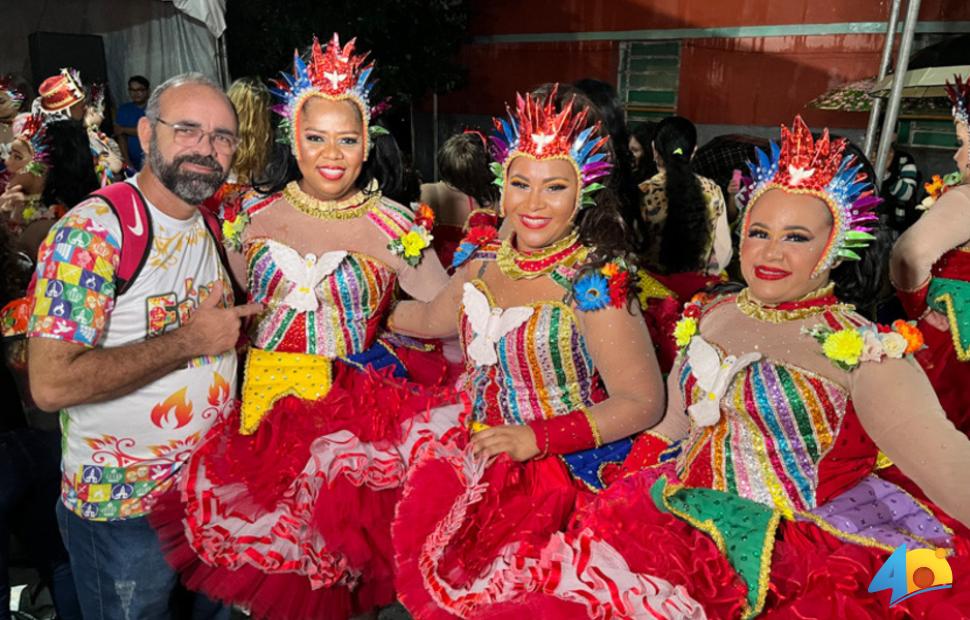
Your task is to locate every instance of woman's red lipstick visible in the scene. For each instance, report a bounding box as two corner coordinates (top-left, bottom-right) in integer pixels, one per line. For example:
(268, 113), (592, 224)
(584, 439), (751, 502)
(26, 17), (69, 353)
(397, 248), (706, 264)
(754, 265), (791, 281)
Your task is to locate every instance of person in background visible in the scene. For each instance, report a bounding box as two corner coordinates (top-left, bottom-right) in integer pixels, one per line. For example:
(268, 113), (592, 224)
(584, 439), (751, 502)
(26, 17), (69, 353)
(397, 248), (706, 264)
(84, 84), (125, 186)
(0, 76), (25, 153)
(115, 75), (150, 169)
(420, 131), (498, 267)
(629, 120), (658, 184)
(891, 75), (970, 435)
(882, 141), (922, 235)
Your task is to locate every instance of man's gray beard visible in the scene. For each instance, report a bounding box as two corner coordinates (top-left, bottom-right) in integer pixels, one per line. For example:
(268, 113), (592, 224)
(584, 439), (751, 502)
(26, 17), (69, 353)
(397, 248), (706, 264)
(148, 133), (228, 204)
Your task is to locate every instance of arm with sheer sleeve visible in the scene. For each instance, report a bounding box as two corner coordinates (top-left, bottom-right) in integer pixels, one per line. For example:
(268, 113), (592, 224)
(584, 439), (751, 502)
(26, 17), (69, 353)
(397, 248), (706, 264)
(396, 246), (451, 303)
(578, 304), (666, 443)
(226, 247), (248, 293)
(850, 356), (970, 527)
(388, 264), (468, 338)
(890, 186), (970, 290)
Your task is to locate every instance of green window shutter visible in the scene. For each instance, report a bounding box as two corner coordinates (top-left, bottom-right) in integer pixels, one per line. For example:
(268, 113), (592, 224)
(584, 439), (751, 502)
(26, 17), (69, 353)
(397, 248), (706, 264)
(619, 41), (681, 123)
(898, 119), (958, 150)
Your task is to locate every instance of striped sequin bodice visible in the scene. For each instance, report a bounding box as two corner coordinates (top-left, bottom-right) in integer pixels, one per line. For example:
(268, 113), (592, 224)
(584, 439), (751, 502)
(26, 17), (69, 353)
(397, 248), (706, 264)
(246, 238), (395, 357)
(459, 279), (600, 425)
(677, 354), (853, 513)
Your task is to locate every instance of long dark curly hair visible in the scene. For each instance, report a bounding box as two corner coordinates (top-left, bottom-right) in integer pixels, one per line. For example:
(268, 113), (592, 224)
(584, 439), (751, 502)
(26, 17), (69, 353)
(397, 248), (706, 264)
(41, 120), (99, 208)
(654, 116), (710, 273)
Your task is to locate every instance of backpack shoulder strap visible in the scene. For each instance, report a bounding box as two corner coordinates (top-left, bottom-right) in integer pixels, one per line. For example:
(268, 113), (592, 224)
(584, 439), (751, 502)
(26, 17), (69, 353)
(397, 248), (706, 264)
(87, 182), (153, 297)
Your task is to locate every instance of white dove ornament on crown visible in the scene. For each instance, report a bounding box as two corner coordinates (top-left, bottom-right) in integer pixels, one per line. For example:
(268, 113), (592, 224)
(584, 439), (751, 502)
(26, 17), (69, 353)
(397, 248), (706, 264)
(686, 336), (762, 427)
(266, 240), (347, 312)
(462, 283), (534, 367)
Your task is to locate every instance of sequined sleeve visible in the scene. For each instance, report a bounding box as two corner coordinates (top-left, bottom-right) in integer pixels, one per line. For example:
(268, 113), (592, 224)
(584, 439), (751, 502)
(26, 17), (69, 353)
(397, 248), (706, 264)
(891, 185), (970, 290)
(850, 355), (970, 527)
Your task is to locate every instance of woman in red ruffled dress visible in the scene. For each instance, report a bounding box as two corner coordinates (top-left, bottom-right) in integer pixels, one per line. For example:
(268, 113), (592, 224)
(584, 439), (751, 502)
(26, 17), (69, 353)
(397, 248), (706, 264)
(386, 85), (704, 619)
(478, 117), (970, 619)
(892, 75), (970, 435)
(150, 35), (462, 619)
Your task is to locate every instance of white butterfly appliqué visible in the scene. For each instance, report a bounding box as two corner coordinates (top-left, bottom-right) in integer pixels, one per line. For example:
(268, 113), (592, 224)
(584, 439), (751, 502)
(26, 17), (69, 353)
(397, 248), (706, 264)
(686, 336), (762, 427)
(462, 283), (534, 367)
(266, 240), (347, 312)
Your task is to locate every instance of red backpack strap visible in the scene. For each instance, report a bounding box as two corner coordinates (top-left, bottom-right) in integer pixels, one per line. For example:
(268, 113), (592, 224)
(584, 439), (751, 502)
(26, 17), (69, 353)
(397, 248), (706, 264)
(87, 182), (153, 297)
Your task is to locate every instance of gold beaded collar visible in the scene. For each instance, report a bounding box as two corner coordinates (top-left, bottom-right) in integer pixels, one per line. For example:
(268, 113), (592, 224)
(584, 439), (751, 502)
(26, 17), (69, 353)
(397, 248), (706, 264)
(283, 180), (381, 220)
(735, 284), (851, 324)
(496, 229), (586, 280)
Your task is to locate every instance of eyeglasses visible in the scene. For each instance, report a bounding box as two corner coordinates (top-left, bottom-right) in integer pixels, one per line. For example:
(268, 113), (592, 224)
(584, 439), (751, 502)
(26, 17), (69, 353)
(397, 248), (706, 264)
(155, 118), (239, 155)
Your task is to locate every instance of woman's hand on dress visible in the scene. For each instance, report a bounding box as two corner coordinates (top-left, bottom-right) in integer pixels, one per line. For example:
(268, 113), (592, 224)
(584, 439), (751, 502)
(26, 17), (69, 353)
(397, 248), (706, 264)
(924, 309), (950, 332)
(470, 424), (540, 462)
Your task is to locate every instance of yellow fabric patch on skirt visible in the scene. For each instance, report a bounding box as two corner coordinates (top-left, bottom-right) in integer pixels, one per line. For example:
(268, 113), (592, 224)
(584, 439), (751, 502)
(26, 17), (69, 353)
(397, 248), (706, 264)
(240, 348), (333, 435)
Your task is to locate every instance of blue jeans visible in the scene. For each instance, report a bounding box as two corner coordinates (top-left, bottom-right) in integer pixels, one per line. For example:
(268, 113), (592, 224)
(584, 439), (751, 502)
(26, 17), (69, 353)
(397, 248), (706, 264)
(0, 428), (80, 620)
(55, 502), (229, 620)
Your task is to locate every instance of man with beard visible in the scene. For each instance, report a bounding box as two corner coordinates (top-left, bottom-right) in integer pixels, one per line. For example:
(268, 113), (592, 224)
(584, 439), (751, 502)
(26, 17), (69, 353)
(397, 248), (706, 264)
(24, 73), (260, 619)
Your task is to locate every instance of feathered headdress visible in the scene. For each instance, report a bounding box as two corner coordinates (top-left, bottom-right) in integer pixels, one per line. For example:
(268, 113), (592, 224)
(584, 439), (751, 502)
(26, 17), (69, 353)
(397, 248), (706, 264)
(0, 76), (24, 109)
(489, 84), (612, 212)
(744, 116), (880, 275)
(270, 34), (376, 157)
(14, 114), (50, 177)
(945, 74), (969, 126)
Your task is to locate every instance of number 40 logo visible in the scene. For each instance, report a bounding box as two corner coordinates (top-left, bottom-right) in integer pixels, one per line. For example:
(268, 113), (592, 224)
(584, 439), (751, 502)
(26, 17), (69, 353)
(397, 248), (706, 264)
(868, 544), (954, 606)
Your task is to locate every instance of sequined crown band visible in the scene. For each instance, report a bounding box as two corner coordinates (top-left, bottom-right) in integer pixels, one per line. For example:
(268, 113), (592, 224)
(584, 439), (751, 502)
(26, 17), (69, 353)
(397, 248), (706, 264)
(489, 85), (612, 211)
(270, 33), (376, 154)
(745, 115), (880, 275)
(946, 74), (969, 126)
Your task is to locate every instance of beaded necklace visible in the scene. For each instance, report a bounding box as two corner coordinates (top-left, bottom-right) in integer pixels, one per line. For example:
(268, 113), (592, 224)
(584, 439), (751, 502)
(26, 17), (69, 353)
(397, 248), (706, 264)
(496, 229), (586, 280)
(735, 284), (851, 324)
(282, 180), (381, 220)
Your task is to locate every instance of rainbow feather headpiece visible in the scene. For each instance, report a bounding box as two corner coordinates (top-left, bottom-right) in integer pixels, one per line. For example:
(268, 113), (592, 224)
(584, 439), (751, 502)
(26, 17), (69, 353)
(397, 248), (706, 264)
(270, 34), (376, 156)
(945, 74), (969, 126)
(0, 76), (24, 109)
(489, 85), (612, 212)
(14, 114), (50, 177)
(744, 116), (880, 276)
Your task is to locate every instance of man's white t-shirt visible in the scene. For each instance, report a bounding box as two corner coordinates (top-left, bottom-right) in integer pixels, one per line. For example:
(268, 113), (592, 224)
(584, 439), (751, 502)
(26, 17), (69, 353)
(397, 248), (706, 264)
(28, 178), (236, 521)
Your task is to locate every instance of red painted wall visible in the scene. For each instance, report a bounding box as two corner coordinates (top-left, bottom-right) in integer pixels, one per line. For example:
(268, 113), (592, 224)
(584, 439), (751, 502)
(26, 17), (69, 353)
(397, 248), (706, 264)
(468, 0), (969, 35)
(433, 0), (970, 127)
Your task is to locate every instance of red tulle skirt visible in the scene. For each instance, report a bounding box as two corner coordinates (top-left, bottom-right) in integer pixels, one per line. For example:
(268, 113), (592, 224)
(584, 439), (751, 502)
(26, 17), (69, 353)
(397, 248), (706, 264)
(392, 441), (590, 620)
(152, 353), (462, 620)
(502, 467), (970, 620)
(392, 443), (705, 619)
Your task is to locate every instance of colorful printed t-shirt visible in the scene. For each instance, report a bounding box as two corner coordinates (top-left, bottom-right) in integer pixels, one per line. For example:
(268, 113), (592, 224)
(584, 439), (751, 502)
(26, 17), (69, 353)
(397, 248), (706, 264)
(28, 178), (237, 521)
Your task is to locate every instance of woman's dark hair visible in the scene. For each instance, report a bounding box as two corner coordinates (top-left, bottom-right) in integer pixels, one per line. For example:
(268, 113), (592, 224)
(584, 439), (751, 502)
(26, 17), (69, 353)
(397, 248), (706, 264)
(41, 120), (99, 208)
(530, 83), (640, 308)
(831, 222), (892, 317)
(437, 132), (498, 207)
(573, 78), (643, 248)
(829, 145), (890, 317)
(654, 116), (710, 273)
(630, 121), (658, 183)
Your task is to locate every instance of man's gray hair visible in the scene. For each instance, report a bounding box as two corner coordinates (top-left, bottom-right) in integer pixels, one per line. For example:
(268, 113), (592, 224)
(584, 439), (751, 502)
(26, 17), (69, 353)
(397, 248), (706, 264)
(144, 72), (235, 123)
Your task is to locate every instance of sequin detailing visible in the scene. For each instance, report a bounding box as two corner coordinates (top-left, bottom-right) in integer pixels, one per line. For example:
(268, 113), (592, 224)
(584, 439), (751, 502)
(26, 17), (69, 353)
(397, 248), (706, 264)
(247, 238), (394, 357)
(678, 354), (848, 514)
(459, 279), (598, 425)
